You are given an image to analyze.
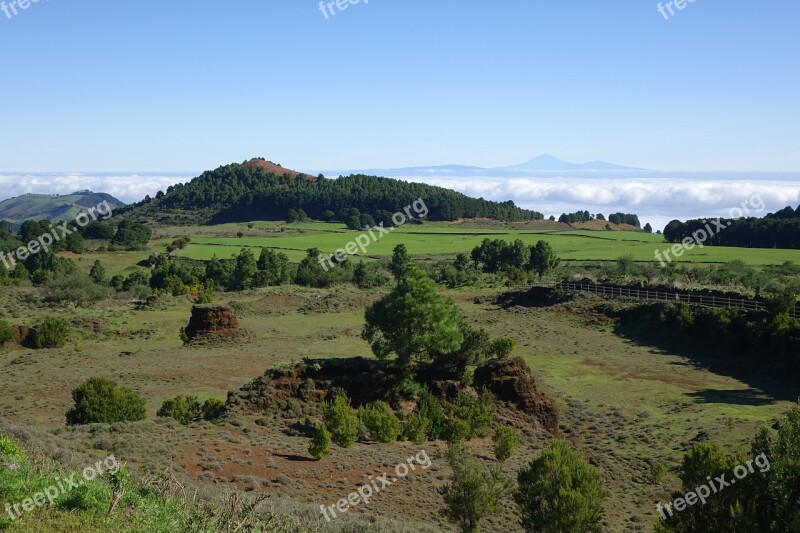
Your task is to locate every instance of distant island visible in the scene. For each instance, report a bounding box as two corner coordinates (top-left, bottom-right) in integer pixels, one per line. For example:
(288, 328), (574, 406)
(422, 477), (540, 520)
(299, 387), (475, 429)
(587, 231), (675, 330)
(315, 154), (647, 177)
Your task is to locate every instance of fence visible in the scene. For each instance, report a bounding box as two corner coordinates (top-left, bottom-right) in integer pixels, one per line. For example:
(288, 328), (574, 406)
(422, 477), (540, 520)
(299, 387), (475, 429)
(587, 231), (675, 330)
(510, 281), (799, 320)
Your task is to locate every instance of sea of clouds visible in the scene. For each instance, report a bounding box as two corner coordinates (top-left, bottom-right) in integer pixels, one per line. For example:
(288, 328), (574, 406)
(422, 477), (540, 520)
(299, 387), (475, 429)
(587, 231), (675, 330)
(1, 172), (797, 231)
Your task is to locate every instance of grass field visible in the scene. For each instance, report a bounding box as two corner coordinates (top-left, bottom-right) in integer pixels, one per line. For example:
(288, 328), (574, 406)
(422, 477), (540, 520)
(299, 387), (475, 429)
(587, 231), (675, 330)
(172, 221), (800, 266)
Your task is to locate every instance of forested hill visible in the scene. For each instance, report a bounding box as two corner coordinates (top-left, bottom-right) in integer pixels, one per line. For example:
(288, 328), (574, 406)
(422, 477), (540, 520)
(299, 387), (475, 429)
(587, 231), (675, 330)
(119, 158), (544, 225)
(664, 204), (800, 249)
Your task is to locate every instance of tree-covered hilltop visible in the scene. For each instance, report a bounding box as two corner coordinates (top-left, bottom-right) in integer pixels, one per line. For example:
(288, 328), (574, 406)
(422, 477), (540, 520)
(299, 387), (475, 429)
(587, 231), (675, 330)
(664, 204), (800, 250)
(118, 159), (543, 225)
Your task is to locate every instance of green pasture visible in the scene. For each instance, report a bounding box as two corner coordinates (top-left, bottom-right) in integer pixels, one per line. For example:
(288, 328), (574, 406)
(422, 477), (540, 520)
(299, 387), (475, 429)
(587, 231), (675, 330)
(174, 222), (800, 266)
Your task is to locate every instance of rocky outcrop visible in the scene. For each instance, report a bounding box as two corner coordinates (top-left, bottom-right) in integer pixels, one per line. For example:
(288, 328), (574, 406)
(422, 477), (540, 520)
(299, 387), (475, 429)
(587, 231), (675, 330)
(183, 305), (240, 343)
(474, 356), (560, 434)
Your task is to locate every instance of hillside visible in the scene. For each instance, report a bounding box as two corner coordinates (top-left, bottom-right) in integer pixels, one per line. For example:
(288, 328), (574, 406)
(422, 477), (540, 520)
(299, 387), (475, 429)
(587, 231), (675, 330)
(120, 158), (544, 225)
(0, 190), (125, 227)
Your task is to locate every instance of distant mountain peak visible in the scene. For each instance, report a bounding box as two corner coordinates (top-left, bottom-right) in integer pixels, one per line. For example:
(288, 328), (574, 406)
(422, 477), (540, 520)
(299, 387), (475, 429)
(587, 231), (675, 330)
(497, 154), (646, 171)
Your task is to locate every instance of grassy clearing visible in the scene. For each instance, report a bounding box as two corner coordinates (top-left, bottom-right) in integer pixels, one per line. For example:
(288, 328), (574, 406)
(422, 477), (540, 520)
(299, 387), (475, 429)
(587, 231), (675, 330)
(173, 222), (800, 266)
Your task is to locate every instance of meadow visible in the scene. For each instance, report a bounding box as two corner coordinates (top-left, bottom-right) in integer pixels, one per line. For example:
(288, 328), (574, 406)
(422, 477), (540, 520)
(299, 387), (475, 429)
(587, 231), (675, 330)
(170, 221), (800, 266)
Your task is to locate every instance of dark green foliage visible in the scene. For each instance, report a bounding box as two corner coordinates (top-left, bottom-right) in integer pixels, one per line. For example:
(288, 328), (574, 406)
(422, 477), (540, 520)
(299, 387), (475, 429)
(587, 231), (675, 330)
(66, 377), (147, 425)
(64, 231), (84, 253)
(630, 302), (800, 374)
(89, 260), (107, 284)
(112, 220), (152, 249)
(528, 240), (561, 279)
(664, 205), (800, 249)
(493, 425), (519, 462)
(608, 212), (641, 227)
(660, 402), (800, 532)
(388, 244), (412, 279)
(0, 319), (13, 345)
(157, 395), (202, 425)
(44, 270), (110, 305)
(416, 387), (446, 441)
(309, 423), (333, 460)
(515, 440), (606, 533)
(353, 261), (391, 288)
(229, 248), (258, 290)
(558, 210), (593, 224)
(363, 265), (464, 366)
(81, 221), (116, 240)
(360, 401), (401, 443)
(122, 269), (151, 293)
(295, 248), (350, 288)
(403, 412), (429, 444)
(323, 394), (359, 448)
(255, 248), (292, 287)
(204, 255), (233, 289)
(446, 390), (495, 440)
(29, 317), (70, 349)
(121, 163), (542, 224)
(440, 444), (511, 533)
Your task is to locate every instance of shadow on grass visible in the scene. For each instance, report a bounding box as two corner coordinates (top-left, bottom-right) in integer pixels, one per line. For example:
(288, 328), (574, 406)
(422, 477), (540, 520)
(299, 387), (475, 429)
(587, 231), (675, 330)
(273, 453), (317, 462)
(686, 388), (776, 406)
(613, 313), (799, 403)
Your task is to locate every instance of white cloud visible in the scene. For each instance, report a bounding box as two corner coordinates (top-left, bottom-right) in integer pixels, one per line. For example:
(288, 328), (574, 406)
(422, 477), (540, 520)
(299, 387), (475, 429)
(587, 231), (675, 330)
(1, 172), (797, 232)
(0, 173), (194, 204)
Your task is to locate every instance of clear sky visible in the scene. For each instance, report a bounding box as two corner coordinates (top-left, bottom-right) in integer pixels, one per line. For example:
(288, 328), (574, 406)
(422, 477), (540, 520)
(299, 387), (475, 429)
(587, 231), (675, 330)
(0, 0), (798, 172)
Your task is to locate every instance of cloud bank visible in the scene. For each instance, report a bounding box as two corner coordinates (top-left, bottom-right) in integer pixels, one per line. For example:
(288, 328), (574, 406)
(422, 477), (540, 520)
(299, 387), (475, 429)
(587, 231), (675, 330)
(0, 173), (797, 232)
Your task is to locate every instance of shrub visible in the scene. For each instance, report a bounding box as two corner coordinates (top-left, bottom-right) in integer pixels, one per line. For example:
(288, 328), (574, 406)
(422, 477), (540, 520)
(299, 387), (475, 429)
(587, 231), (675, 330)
(323, 395), (359, 448)
(493, 425), (520, 463)
(514, 440), (606, 533)
(403, 413), (429, 445)
(309, 423), (333, 460)
(443, 417), (470, 445)
(0, 320), (13, 345)
(66, 377), (147, 425)
(440, 443), (511, 533)
(201, 398), (225, 419)
(157, 395), (202, 425)
(360, 401), (401, 443)
(0, 435), (25, 461)
(29, 317), (70, 349)
(447, 390), (495, 440)
(416, 387), (446, 441)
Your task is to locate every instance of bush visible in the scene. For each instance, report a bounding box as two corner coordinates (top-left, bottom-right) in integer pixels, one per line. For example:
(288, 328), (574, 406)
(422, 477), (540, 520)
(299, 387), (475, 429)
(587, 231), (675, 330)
(447, 390), (495, 440)
(201, 398), (225, 419)
(309, 423), (333, 460)
(0, 320), (13, 345)
(403, 413), (430, 445)
(493, 425), (520, 463)
(0, 435), (25, 461)
(416, 387), (446, 441)
(324, 395), (359, 448)
(515, 440), (606, 533)
(443, 417), (470, 445)
(157, 395), (202, 425)
(29, 317), (70, 349)
(360, 401), (401, 443)
(66, 377), (147, 425)
(440, 443), (511, 533)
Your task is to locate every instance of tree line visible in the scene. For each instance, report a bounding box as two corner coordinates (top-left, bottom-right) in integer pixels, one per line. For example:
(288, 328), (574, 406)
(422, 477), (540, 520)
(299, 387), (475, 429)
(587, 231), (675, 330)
(664, 204), (800, 249)
(120, 163), (544, 224)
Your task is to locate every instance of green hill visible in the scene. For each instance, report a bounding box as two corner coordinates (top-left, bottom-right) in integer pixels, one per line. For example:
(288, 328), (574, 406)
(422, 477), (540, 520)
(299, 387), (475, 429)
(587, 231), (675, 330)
(119, 158), (544, 225)
(0, 190), (125, 228)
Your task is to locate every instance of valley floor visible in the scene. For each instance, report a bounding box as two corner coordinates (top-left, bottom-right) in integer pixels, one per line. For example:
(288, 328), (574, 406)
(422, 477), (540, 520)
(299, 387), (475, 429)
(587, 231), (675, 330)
(0, 285), (795, 532)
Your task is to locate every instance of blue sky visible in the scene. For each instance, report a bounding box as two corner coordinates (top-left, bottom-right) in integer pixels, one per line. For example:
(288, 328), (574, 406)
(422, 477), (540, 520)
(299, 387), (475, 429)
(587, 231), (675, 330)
(0, 0), (798, 173)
